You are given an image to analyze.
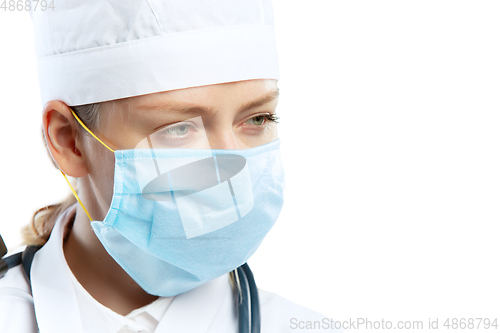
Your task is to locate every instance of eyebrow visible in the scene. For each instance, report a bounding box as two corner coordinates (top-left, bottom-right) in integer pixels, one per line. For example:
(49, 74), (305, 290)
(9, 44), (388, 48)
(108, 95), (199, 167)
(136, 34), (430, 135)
(136, 88), (280, 115)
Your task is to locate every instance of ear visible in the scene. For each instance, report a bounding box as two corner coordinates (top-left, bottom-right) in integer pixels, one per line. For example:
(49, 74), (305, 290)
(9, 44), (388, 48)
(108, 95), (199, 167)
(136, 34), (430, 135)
(43, 100), (89, 177)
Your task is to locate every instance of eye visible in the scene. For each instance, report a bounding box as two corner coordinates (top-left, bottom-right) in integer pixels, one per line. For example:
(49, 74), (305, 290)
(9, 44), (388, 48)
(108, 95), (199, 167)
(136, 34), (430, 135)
(152, 121), (199, 148)
(166, 124), (190, 136)
(249, 115), (266, 125)
(244, 114), (280, 126)
(159, 122), (197, 139)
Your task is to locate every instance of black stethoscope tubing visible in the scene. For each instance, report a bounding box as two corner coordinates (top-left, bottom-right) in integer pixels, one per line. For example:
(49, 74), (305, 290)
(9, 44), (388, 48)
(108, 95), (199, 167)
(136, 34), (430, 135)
(239, 263), (261, 333)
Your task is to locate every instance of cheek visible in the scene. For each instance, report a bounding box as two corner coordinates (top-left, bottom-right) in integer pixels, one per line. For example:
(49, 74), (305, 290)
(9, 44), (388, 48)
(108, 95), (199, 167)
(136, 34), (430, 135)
(236, 122), (278, 148)
(100, 155), (116, 204)
(87, 142), (116, 206)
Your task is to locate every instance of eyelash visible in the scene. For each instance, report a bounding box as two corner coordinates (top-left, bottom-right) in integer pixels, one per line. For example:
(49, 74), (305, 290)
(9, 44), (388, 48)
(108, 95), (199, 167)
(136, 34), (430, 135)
(264, 114), (280, 124)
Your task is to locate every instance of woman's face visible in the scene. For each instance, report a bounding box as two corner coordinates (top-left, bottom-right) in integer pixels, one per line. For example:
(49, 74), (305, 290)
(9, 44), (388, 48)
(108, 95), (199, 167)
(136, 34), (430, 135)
(79, 78), (279, 217)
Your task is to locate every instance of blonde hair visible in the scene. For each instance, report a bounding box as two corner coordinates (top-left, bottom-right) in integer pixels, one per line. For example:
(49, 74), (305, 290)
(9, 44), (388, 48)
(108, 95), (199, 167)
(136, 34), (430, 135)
(22, 103), (101, 246)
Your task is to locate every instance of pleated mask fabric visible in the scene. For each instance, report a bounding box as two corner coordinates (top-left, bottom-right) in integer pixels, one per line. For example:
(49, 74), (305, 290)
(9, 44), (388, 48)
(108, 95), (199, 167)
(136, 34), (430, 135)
(91, 139), (285, 296)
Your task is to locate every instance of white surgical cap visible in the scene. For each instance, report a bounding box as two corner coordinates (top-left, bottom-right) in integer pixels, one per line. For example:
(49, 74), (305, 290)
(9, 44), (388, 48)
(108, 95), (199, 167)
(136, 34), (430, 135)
(30, 0), (279, 106)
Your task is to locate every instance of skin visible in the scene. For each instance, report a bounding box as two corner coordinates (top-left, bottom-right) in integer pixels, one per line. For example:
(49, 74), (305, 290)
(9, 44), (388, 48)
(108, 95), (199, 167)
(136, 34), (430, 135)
(42, 79), (279, 315)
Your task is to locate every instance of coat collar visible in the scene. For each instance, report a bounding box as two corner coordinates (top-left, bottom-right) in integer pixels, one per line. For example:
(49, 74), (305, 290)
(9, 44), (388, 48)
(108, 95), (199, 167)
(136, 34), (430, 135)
(31, 204), (83, 333)
(31, 205), (234, 333)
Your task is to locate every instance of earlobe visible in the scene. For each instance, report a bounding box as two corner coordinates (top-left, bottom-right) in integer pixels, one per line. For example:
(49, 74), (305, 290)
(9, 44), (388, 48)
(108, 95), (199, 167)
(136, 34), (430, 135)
(43, 101), (89, 177)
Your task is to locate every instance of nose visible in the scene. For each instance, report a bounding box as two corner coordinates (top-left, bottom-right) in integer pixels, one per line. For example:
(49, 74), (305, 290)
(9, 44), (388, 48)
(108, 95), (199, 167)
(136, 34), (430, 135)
(208, 130), (239, 150)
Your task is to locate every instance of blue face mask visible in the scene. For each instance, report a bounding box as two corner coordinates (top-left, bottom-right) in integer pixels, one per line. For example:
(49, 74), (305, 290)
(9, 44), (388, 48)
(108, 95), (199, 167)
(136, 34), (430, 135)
(64, 110), (285, 297)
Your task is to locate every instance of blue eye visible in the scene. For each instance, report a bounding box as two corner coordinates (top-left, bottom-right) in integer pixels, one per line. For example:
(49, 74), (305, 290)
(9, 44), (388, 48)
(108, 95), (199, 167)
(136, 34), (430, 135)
(166, 124), (190, 136)
(145, 117), (208, 149)
(154, 122), (198, 147)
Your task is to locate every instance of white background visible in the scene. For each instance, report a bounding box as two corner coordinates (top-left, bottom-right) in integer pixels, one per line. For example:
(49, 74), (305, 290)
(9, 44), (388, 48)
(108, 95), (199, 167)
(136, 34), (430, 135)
(1, 1), (499, 332)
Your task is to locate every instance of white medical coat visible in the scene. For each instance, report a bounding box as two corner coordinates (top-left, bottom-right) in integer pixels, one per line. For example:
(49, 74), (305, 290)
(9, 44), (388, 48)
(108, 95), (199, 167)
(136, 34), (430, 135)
(0, 206), (338, 333)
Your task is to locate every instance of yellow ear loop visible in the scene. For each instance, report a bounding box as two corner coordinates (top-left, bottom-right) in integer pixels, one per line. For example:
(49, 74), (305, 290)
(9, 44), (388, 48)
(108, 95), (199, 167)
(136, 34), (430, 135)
(60, 170), (94, 222)
(59, 108), (116, 222)
(69, 109), (115, 153)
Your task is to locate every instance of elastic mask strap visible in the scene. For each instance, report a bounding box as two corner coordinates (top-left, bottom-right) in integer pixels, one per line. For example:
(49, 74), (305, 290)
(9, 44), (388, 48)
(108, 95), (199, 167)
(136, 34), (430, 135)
(69, 108), (115, 153)
(58, 108), (115, 222)
(60, 171), (93, 222)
